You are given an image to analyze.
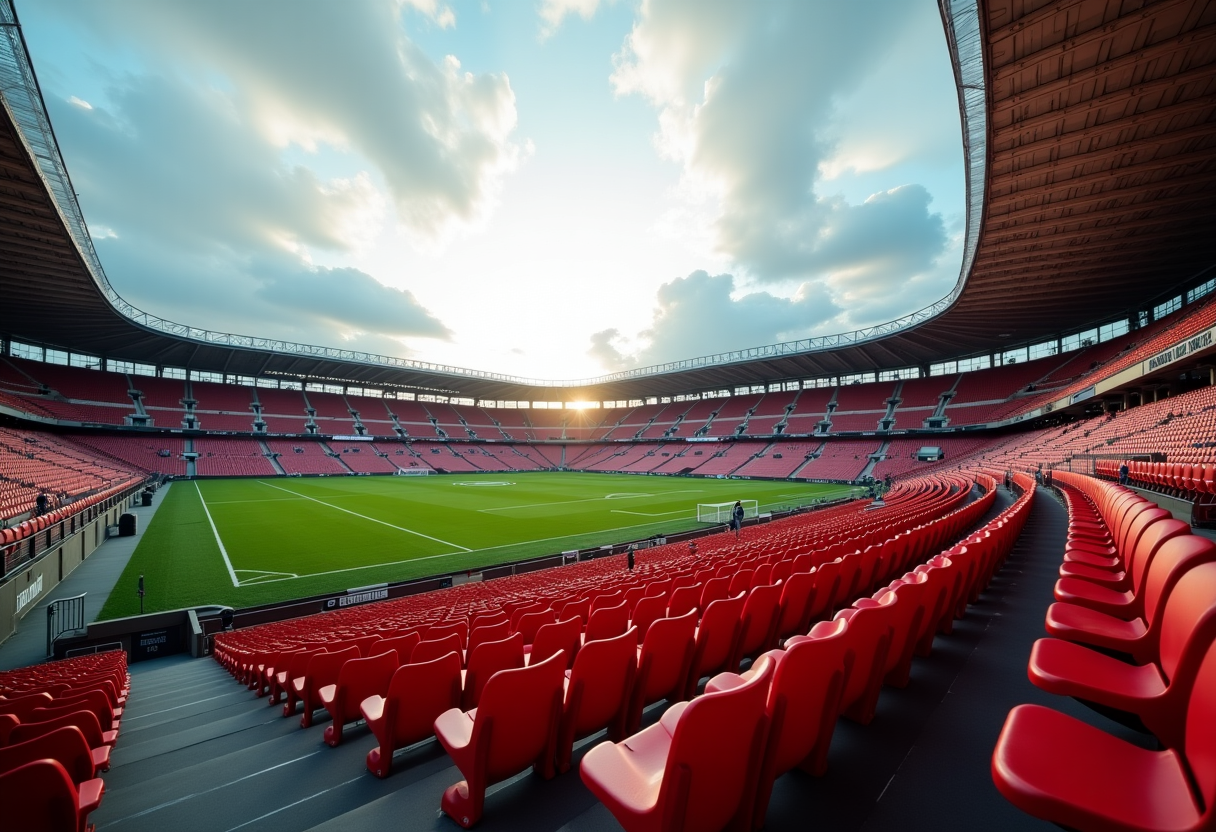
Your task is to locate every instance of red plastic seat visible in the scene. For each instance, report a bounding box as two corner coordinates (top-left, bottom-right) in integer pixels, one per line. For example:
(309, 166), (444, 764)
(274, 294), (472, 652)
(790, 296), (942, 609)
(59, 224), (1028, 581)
(10, 709), (116, 751)
(513, 609), (556, 645)
(584, 600), (629, 643)
(773, 617), (855, 780)
(556, 627), (638, 773)
(700, 575), (732, 609)
(375, 632), (421, 666)
(412, 633), (464, 666)
(992, 635), (1216, 832)
(0, 691), (53, 721)
(833, 591), (898, 725)
(318, 650), (398, 747)
(773, 570), (819, 643)
(1053, 519), (1191, 617)
(580, 655), (775, 832)
(461, 633), (524, 711)
(426, 621), (469, 651)
(733, 583), (784, 669)
(1029, 561), (1216, 750)
(558, 597), (591, 625)
(360, 650), (462, 778)
(526, 616), (581, 669)
(434, 649), (567, 828)
(667, 584), (702, 618)
(290, 645), (360, 728)
(628, 610), (698, 733)
(34, 688), (121, 733)
(1045, 534), (1216, 663)
(0, 725), (107, 784)
(277, 648), (328, 715)
(466, 621), (510, 661)
(0, 758), (104, 832)
(629, 596), (667, 644)
(684, 593), (746, 698)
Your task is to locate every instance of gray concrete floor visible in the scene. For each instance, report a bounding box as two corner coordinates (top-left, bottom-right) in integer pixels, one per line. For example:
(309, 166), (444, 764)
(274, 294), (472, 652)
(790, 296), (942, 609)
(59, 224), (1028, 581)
(0, 481), (172, 671)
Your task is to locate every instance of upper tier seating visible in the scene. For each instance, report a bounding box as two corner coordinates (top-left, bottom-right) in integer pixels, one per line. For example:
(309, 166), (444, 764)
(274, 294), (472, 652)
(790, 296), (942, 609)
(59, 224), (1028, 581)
(794, 440), (879, 481)
(194, 438), (277, 477)
(0, 428), (144, 522)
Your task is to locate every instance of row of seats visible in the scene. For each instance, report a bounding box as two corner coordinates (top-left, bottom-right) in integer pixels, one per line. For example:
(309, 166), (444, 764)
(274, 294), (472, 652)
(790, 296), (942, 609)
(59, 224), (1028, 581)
(214, 473), (1002, 827)
(0, 650), (129, 832)
(992, 471), (1216, 831)
(1096, 458), (1216, 502)
(585, 470), (1034, 832)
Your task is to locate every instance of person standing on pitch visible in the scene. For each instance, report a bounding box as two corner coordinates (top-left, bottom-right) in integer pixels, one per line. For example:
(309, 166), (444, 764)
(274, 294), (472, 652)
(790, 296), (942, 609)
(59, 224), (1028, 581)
(732, 500), (745, 539)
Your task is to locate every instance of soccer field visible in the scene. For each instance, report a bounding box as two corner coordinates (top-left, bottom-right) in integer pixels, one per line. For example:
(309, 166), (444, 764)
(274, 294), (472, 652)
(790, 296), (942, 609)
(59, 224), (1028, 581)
(99, 472), (855, 618)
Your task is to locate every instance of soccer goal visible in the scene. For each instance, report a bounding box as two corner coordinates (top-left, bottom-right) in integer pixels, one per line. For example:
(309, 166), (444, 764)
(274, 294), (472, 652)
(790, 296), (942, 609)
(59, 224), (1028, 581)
(696, 500), (759, 523)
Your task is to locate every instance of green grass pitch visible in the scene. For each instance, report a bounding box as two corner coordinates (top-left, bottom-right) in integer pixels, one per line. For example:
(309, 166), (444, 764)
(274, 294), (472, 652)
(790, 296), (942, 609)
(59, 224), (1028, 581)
(98, 472), (856, 619)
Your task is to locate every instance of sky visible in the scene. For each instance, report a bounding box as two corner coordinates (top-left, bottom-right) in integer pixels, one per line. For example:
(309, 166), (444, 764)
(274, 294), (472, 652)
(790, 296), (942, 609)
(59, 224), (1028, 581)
(19, 0), (965, 382)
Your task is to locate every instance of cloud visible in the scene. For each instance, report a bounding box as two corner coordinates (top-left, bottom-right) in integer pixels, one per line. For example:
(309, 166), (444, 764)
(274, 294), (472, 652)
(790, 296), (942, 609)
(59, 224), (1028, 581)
(538, 0), (606, 39)
(401, 0), (457, 29)
(41, 1), (522, 246)
(612, 0), (957, 327)
(589, 270), (840, 369)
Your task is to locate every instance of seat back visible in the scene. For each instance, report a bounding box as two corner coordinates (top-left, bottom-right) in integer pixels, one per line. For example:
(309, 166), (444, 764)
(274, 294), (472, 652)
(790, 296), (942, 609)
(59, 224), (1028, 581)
(1143, 536), (1216, 626)
(637, 610), (698, 705)
(688, 594), (747, 690)
(529, 617), (581, 669)
(661, 655), (775, 832)
(475, 650), (567, 783)
(775, 570), (818, 640)
(305, 646), (360, 695)
(335, 651), (398, 712)
(585, 601), (629, 643)
(467, 620), (511, 658)
(1128, 518), (1190, 593)
(1156, 562), (1216, 683)
(9, 708), (105, 749)
(0, 691), (53, 720)
(558, 597), (591, 625)
(425, 621), (469, 651)
(514, 610), (556, 645)
(590, 591), (625, 615)
(1185, 635), (1216, 822)
(770, 619), (851, 774)
(807, 560), (842, 622)
(40, 688), (115, 731)
(376, 632), (422, 666)
(668, 584), (702, 618)
(387, 651), (463, 747)
(463, 633), (524, 711)
(412, 633), (464, 665)
(284, 647), (327, 679)
(0, 759), (82, 832)
(738, 583), (784, 660)
(727, 569), (754, 597)
(0, 725), (95, 784)
(564, 627), (637, 739)
(630, 595), (667, 643)
(700, 576), (733, 609)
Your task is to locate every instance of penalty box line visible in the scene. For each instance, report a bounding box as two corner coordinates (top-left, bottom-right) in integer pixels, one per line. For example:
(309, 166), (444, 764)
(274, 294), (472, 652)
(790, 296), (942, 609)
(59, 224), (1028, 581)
(258, 481), (471, 553)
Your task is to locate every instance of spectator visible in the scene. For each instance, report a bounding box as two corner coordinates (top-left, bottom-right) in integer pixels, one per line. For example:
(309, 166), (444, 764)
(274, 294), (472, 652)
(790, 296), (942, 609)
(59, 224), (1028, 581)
(1119, 462), (1130, 485)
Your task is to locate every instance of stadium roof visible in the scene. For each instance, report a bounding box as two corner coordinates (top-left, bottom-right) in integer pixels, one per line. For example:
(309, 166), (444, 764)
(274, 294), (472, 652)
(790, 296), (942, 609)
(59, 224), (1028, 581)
(0, 0), (1213, 402)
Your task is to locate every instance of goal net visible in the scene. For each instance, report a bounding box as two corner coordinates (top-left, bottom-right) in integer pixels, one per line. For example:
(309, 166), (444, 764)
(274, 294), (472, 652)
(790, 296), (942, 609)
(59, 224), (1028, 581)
(697, 500), (759, 523)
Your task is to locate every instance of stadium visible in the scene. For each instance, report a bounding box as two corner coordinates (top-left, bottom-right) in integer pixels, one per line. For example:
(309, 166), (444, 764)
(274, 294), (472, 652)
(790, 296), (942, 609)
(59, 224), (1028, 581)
(1, 0), (1215, 829)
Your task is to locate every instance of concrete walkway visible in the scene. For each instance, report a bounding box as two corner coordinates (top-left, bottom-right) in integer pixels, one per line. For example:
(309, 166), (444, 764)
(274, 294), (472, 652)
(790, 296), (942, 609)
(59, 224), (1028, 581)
(0, 482), (173, 671)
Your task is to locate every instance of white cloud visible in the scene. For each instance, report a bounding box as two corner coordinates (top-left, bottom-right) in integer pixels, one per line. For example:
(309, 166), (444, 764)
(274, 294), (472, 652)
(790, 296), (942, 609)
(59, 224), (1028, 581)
(612, 0), (959, 329)
(538, 0), (605, 39)
(589, 270), (840, 369)
(67, 95), (92, 110)
(401, 0), (456, 29)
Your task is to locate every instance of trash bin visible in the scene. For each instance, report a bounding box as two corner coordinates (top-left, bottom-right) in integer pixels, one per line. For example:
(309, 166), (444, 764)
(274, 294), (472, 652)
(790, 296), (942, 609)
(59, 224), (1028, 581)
(118, 513), (138, 536)
(141, 492), (153, 507)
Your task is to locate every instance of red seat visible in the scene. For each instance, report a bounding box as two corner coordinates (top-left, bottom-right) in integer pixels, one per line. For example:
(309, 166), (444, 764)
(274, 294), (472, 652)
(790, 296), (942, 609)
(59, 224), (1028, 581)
(318, 650), (398, 747)
(0, 691), (53, 721)
(992, 636), (1216, 832)
(774, 617), (854, 780)
(1029, 561), (1216, 750)
(1045, 534), (1216, 663)
(1053, 519), (1191, 617)
(513, 609), (556, 645)
(629, 596), (668, 644)
(684, 593), (746, 699)
(580, 655), (775, 832)
(426, 621), (469, 651)
(727, 569), (753, 596)
(461, 633), (524, 711)
(1058, 508), (1171, 586)
(412, 633), (464, 666)
(10, 709), (116, 751)
(290, 646), (360, 728)
(558, 597), (591, 625)
(773, 570), (819, 643)
(34, 688), (120, 734)
(526, 616), (581, 669)
(833, 591), (898, 725)
(0, 725), (106, 784)
(360, 650), (462, 778)
(733, 583), (784, 669)
(584, 600), (629, 643)
(667, 584), (702, 618)
(434, 649), (567, 828)
(556, 627), (638, 773)
(700, 575), (732, 609)
(278, 648), (328, 715)
(0, 758), (104, 832)
(466, 621), (510, 661)
(374, 632), (421, 666)
(628, 610), (698, 733)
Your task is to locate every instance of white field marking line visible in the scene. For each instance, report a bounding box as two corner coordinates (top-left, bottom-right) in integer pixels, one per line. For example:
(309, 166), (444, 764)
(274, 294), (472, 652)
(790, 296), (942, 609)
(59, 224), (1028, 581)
(206, 497), (309, 505)
(195, 482), (240, 588)
(610, 508), (696, 517)
(258, 480), (471, 552)
(239, 515), (695, 586)
(99, 750), (323, 827)
(477, 489), (705, 513)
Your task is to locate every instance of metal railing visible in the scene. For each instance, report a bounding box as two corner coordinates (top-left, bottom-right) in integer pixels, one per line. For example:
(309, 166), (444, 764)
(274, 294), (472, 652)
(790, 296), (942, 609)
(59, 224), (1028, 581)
(46, 592), (86, 657)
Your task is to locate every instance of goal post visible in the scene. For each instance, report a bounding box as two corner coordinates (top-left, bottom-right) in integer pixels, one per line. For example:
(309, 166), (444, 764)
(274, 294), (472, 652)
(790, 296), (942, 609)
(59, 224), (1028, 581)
(696, 499), (759, 523)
